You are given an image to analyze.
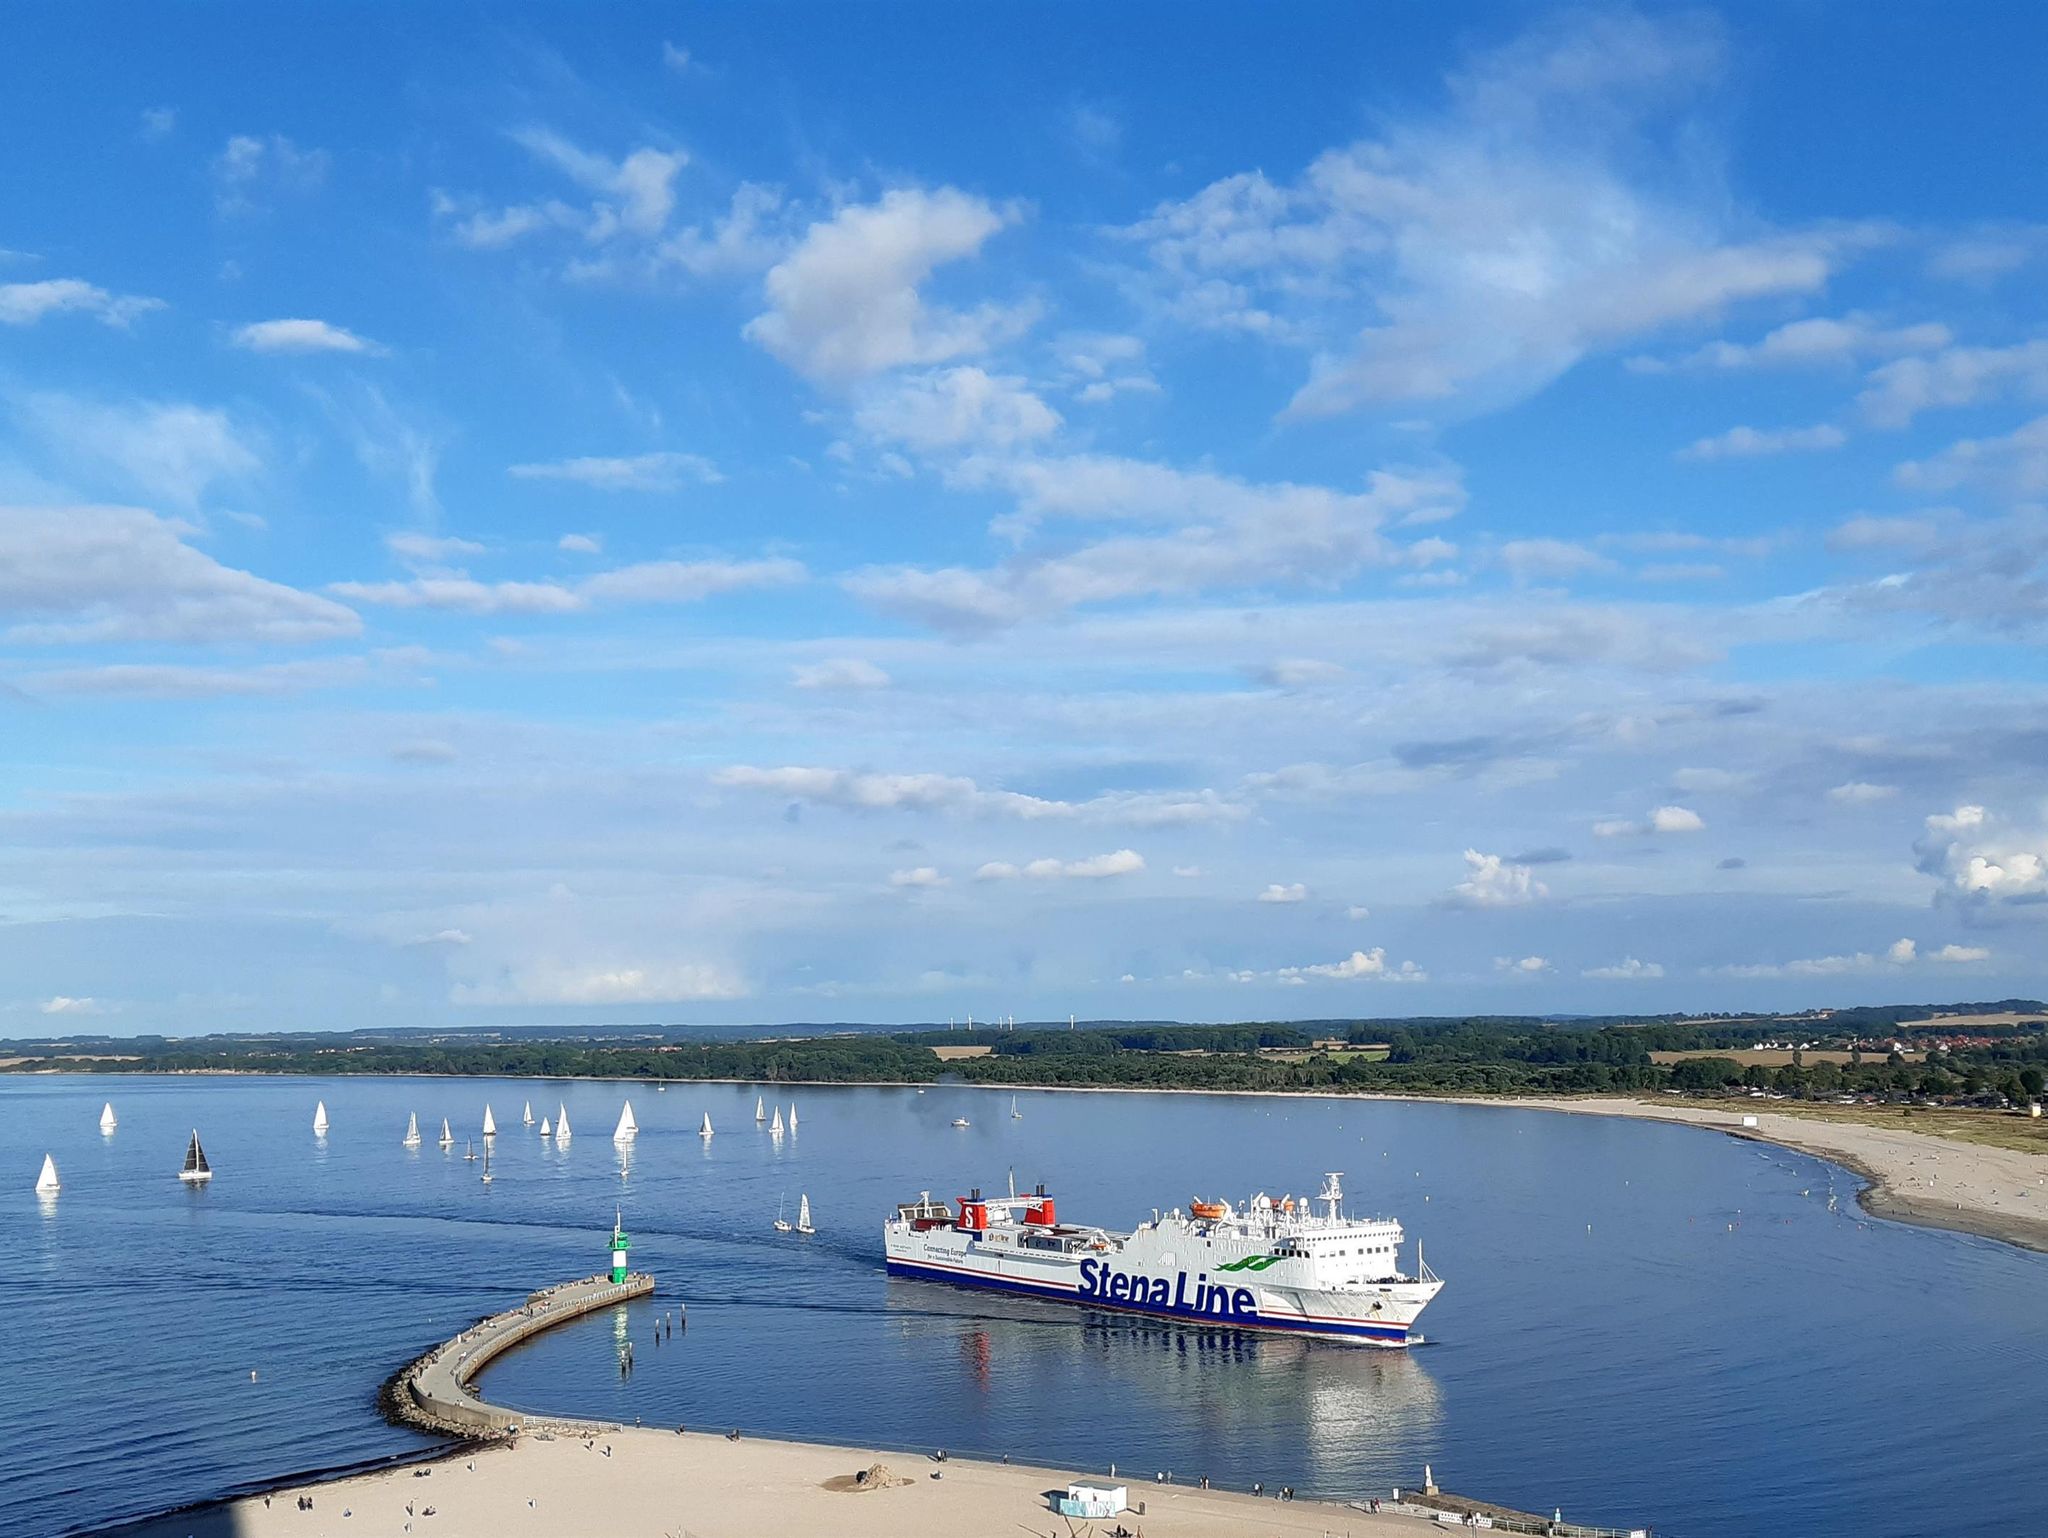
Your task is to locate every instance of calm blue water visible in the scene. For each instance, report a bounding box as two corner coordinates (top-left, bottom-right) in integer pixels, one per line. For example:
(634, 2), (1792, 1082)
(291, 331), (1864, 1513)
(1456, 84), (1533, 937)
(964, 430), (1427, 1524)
(4, 1075), (2044, 1537)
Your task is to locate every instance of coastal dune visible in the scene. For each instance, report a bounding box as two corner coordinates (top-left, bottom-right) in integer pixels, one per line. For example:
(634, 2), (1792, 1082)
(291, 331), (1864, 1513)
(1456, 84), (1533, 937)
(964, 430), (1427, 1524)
(111, 1430), (1431, 1538)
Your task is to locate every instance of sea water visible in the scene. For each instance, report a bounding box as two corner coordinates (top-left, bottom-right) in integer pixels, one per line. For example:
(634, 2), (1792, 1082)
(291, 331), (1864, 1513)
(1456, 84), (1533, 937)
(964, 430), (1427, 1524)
(3, 1074), (2043, 1537)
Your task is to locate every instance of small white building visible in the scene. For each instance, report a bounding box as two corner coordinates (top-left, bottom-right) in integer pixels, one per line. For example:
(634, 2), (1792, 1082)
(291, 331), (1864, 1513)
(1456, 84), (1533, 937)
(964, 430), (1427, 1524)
(1058, 1483), (1129, 1519)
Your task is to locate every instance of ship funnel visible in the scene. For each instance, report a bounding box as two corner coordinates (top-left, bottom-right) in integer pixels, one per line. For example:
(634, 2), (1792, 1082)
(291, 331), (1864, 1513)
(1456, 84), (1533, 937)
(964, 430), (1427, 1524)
(969, 1186), (982, 1202)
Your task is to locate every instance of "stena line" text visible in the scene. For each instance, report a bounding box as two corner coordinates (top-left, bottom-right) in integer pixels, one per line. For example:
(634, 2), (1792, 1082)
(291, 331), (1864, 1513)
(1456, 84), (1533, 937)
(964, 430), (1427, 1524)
(1077, 1258), (1257, 1317)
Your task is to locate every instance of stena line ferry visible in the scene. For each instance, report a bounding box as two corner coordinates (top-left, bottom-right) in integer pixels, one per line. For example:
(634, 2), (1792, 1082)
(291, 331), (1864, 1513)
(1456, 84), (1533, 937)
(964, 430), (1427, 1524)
(883, 1172), (1442, 1345)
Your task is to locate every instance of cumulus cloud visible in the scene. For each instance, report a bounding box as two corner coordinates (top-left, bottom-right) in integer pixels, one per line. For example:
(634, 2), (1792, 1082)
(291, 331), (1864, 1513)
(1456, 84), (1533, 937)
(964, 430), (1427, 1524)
(1450, 849), (1547, 907)
(1895, 414), (2048, 500)
(1277, 948), (1426, 983)
(0, 278), (162, 328)
(1858, 339), (2048, 428)
(745, 187), (1032, 382)
(1711, 952), (1876, 979)
(853, 367), (1060, 453)
(889, 866), (948, 888)
(40, 995), (101, 1014)
(1886, 938), (1919, 964)
(1583, 957), (1663, 979)
(1679, 423), (1846, 461)
(333, 558), (801, 615)
(1257, 882), (1309, 904)
(1496, 955), (1551, 974)
(975, 849), (1145, 881)
(0, 505), (359, 645)
(508, 451), (722, 491)
(231, 318), (382, 354)
(1914, 804), (2048, 910)
(1120, 11), (1854, 420)
(558, 533), (603, 554)
(1594, 805), (1704, 837)
(1932, 943), (1991, 962)
(791, 658), (891, 691)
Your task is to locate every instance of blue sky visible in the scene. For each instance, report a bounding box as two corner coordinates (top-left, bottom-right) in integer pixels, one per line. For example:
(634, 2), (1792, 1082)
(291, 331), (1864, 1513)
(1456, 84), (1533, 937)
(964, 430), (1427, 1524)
(3, 4), (2046, 1032)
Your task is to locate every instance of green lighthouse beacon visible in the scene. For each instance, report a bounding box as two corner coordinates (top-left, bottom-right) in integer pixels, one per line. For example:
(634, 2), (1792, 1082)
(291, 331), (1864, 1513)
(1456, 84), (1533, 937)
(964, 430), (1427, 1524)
(609, 1209), (631, 1284)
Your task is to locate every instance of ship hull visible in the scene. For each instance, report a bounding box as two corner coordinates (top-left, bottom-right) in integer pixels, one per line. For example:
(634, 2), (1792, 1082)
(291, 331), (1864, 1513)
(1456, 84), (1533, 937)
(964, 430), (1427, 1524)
(883, 1250), (1425, 1344)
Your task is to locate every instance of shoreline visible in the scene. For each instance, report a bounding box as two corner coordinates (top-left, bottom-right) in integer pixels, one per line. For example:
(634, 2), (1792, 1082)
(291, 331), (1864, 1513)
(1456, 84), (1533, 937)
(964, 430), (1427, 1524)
(36, 1065), (2048, 1255)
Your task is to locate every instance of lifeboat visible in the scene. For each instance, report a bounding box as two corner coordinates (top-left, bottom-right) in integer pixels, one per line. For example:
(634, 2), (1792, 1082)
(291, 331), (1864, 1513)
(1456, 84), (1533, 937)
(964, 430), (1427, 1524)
(1189, 1198), (1230, 1221)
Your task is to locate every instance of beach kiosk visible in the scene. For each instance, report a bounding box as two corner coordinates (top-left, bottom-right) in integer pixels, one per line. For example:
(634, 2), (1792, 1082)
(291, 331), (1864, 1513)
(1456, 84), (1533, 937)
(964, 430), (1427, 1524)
(610, 1210), (631, 1283)
(1058, 1483), (1128, 1519)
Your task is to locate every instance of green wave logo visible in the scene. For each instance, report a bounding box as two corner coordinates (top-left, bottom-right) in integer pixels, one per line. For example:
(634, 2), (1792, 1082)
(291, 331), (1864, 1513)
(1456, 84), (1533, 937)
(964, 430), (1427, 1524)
(1215, 1254), (1284, 1272)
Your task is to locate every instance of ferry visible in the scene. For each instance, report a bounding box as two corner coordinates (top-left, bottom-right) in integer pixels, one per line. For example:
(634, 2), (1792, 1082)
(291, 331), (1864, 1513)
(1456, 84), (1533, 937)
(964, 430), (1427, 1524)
(883, 1172), (1441, 1345)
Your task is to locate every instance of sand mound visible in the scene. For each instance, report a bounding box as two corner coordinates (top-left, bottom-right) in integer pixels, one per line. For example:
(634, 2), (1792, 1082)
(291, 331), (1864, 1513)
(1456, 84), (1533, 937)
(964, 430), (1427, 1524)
(823, 1462), (914, 1493)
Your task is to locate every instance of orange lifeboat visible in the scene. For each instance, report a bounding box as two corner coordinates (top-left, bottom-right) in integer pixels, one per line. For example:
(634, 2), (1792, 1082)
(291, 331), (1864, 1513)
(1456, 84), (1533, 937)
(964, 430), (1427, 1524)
(1189, 1198), (1229, 1221)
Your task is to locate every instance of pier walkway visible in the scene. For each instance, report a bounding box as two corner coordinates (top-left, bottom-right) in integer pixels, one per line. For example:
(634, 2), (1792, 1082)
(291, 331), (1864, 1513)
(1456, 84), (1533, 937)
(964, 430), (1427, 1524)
(390, 1271), (656, 1438)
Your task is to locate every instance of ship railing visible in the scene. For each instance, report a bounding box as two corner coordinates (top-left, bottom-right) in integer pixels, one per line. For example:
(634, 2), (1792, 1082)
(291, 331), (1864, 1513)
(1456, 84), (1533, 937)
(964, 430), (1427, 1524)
(1367, 1500), (1648, 1537)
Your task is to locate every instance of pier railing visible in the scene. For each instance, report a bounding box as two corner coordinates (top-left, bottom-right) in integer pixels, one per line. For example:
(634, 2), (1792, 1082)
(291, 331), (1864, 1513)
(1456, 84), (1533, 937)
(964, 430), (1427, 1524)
(1369, 1498), (1649, 1537)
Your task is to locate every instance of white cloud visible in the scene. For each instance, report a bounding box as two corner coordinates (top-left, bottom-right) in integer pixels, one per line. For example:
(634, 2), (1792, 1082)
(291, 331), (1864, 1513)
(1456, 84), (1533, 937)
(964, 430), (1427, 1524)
(975, 849), (1145, 881)
(658, 183), (788, 278)
(1932, 943), (1991, 962)
(1858, 340), (2048, 428)
(1346, 905), (1372, 920)
(20, 657), (370, 699)
(1277, 948), (1426, 983)
(0, 505), (359, 645)
(1895, 414), (2048, 499)
(1252, 657), (1348, 688)
(1914, 804), (2048, 908)
(1583, 957), (1663, 979)
(1495, 955), (1551, 974)
(717, 765), (1068, 819)
(0, 278), (162, 328)
(1641, 315), (1950, 372)
(1173, 866), (1204, 878)
(558, 533), (603, 554)
(512, 130), (687, 239)
(853, 367), (1061, 453)
(508, 451), (722, 491)
(386, 531), (486, 564)
(17, 392), (260, 508)
(1121, 12), (1853, 420)
(745, 187), (1031, 382)
(1827, 515), (1941, 553)
(791, 658), (891, 691)
(1450, 849), (1547, 907)
(231, 318), (382, 355)
(890, 866), (948, 888)
(1886, 938), (1918, 965)
(214, 133), (328, 213)
(1828, 781), (1898, 806)
(1595, 805), (1704, 837)
(1679, 423), (1846, 461)
(332, 557), (801, 615)
(40, 995), (100, 1014)
(1499, 538), (1617, 583)
(1712, 952), (1876, 979)
(1257, 882), (1309, 904)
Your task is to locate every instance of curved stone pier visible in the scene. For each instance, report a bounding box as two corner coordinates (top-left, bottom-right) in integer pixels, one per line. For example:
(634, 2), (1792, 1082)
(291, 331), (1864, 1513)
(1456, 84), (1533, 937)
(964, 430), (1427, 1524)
(389, 1271), (656, 1437)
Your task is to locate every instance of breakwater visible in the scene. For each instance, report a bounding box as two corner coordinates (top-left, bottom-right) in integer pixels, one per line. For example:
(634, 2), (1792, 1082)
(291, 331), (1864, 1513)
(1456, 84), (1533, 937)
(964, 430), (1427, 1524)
(387, 1271), (656, 1437)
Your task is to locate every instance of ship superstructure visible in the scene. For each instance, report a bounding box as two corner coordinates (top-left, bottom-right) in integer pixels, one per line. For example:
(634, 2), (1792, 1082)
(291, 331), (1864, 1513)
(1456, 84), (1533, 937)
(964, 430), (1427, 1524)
(883, 1172), (1441, 1345)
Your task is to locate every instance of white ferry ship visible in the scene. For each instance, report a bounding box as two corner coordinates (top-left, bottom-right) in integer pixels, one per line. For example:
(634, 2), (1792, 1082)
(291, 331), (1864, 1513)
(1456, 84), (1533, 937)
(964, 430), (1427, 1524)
(883, 1172), (1441, 1345)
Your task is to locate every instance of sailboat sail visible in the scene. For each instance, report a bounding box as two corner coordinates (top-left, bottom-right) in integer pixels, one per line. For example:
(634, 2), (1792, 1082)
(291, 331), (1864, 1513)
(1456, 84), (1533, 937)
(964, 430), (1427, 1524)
(99, 1102), (117, 1133)
(439, 1117), (453, 1147)
(180, 1129), (212, 1182)
(699, 1113), (714, 1138)
(539, 1116), (552, 1137)
(771, 1107), (784, 1135)
(796, 1193), (814, 1234)
(754, 1095), (766, 1122)
(482, 1105), (497, 1138)
(788, 1101), (798, 1130)
(313, 1101), (329, 1134)
(36, 1154), (60, 1193)
(403, 1112), (421, 1147)
(1011, 1095), (1021, 1119)
(556, 1104), (572, 1141)
(522, 1100), (534, 1125)
(613, 1101), (637, 1142)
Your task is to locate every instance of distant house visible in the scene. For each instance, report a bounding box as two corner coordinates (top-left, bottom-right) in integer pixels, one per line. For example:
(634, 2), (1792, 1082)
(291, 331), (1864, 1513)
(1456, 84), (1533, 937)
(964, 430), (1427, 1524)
(1058, 1483), (1129, 1519)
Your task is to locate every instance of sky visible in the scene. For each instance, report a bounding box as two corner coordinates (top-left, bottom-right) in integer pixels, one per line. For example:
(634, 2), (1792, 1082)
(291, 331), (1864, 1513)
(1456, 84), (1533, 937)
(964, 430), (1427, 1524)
(2, 3), (2046, 1034)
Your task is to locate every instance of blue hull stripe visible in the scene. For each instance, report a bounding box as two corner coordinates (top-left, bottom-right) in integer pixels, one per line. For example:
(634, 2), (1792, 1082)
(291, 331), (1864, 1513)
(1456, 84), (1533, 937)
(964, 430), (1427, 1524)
(885, 1257), (1413, 1343)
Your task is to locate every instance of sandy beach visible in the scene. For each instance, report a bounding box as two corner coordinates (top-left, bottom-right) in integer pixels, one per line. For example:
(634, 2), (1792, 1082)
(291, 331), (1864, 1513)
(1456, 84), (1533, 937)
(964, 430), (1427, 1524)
(1489, 1096), (2048, 1255)
(111, 1430), (1435, 1538)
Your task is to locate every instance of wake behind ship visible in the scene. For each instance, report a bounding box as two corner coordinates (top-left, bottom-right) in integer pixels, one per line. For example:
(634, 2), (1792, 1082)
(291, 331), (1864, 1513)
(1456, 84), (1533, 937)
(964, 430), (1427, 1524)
(884, 1172), (1441, 1344)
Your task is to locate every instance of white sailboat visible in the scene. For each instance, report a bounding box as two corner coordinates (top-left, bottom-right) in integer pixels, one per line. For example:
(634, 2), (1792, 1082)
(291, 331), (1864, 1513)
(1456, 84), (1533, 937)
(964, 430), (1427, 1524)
(1011, 1095), (1022, 1119)
(539, 1116), (553, 1138)
(796, 1193), (815, 1236)
(482, 1105), (498, 1138)
(313, 1101), (329, 1135)
(179, 1129), (213, 1184)
(36, 1154), (60, 1194)
(522, 1100), (534, 1126)
(788, 1100), (798, 1130)
(99, 1102), (117, 1133)
(770, 1106), (785, 1136)
(754, 1095), (766, 1122)
(699, 1113), (714, 1139)
(951, 1117), (970, 1128)
(480, 1141), (492, 1185)
(464, 1138), (476, 1162)
(556, 1104), (572, 1143)
(773, 1192), (792, 1233)
(613, 1101), (637, 1143)
(438, 1117), (453, 1149)
(402, 1112), (422, 1148)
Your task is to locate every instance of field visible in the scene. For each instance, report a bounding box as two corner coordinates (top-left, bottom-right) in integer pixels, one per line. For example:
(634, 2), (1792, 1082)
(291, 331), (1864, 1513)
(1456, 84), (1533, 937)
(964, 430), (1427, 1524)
(1650, 1048), (1921, 1067)
(928, 1044), (994, 1061)
(1897, 1012), (2048, 1030)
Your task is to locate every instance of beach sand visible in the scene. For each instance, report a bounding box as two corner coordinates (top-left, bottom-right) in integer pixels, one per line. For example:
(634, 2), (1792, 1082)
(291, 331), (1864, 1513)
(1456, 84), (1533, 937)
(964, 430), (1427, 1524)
(1493, 1096), (2048, 1254)
(111, 1430), (1430, 1538)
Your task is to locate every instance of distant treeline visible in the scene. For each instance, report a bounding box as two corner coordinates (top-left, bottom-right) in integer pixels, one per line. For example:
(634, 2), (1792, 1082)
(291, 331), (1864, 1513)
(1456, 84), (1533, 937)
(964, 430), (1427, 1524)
(8, 1011), (2041, 1103)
